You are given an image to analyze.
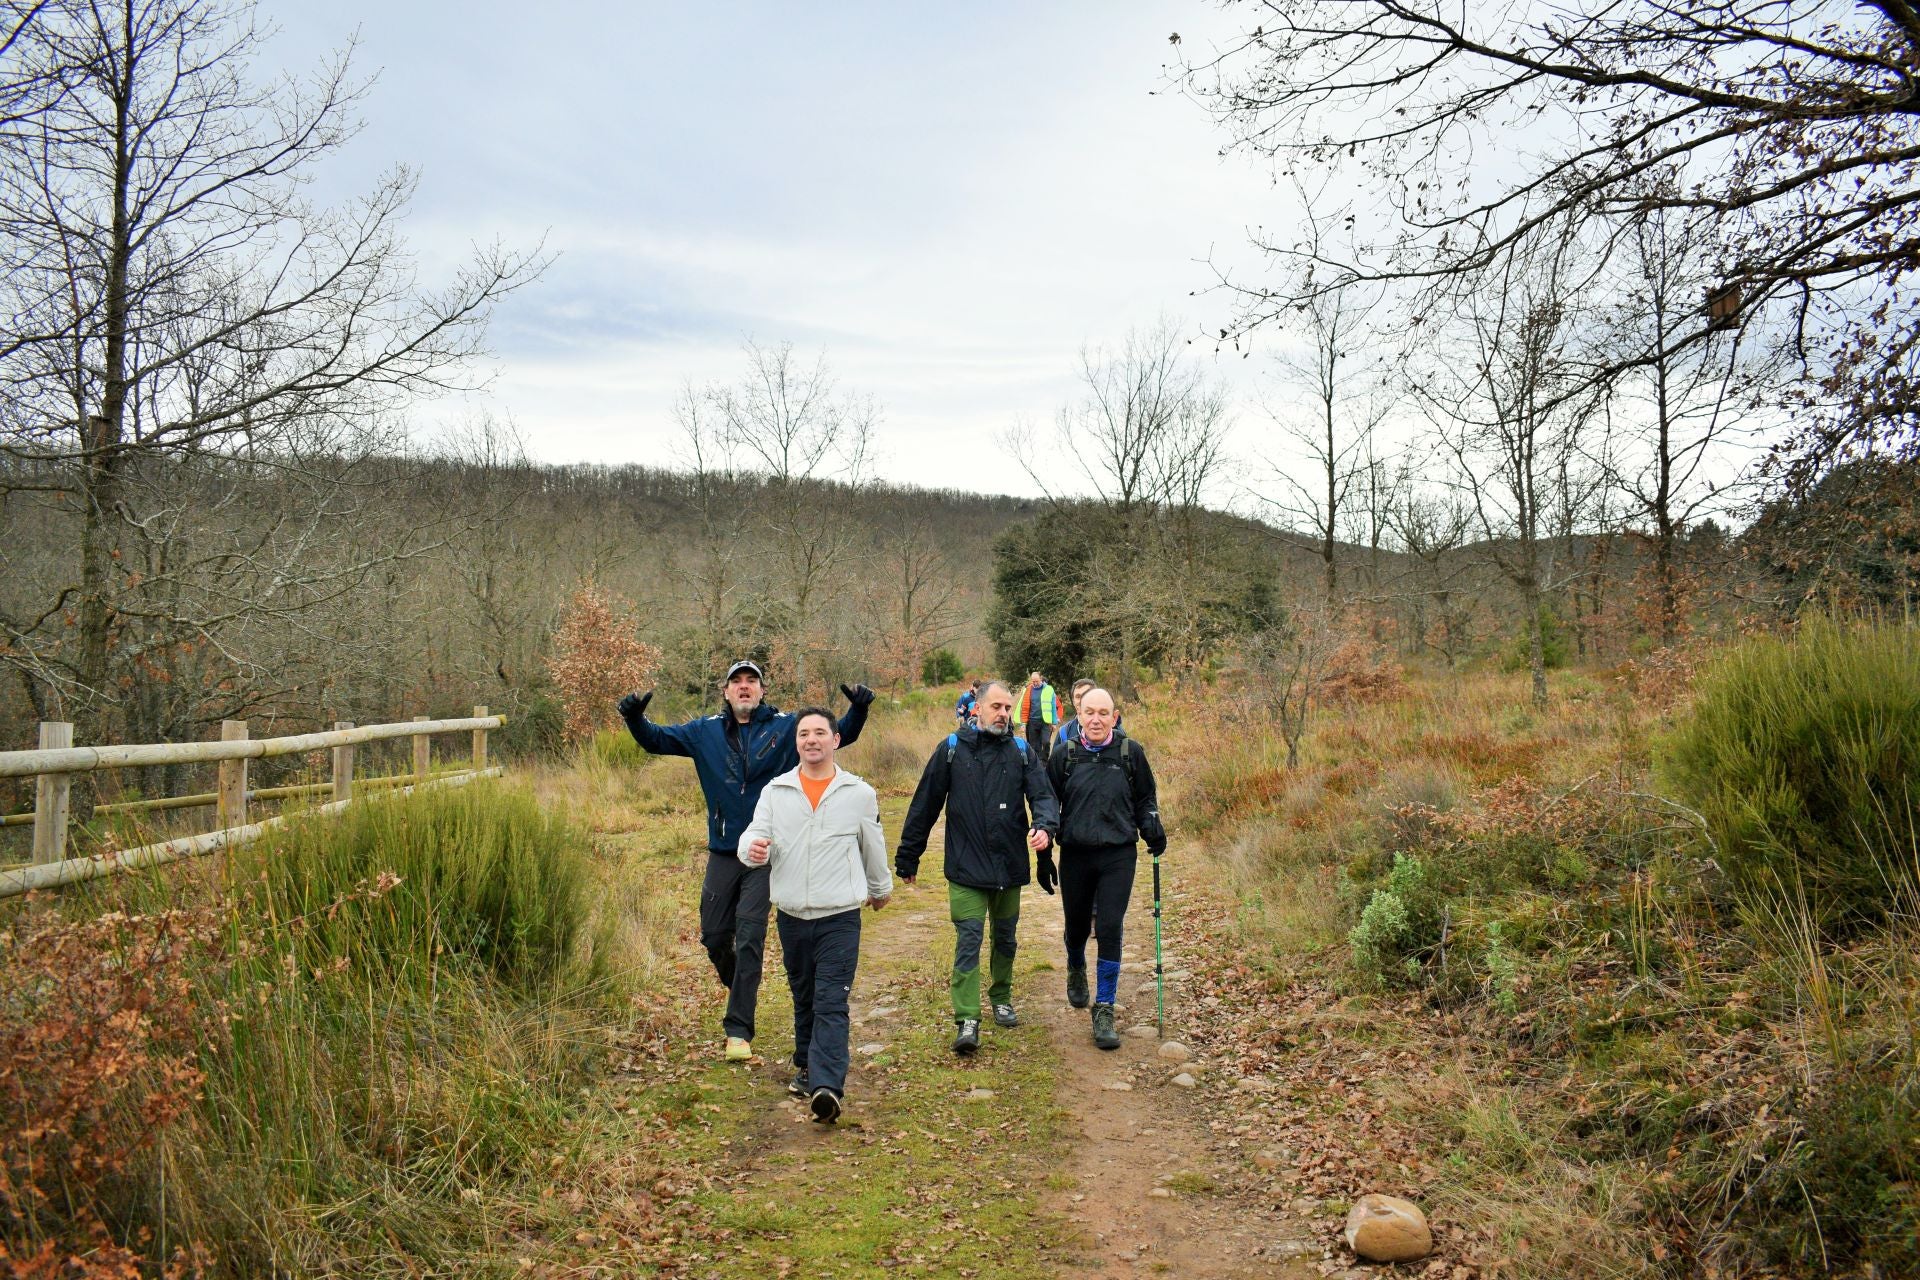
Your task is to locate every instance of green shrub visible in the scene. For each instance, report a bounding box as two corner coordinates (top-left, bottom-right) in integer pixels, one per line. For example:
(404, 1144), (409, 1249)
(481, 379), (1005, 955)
(1348, 853), (1447, 986)
(921, 647), (963, 686)
(232, 781), (603, 989)
(589, 726), (645, 770)
(1662, 621), (1920, 931)
(1500, 605), (1570, 673)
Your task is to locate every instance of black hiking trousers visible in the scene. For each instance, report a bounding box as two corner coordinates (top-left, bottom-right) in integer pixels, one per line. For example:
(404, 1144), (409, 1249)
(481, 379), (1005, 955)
(700, 851), (770, 1041)
(1060, 841), (1137, 971)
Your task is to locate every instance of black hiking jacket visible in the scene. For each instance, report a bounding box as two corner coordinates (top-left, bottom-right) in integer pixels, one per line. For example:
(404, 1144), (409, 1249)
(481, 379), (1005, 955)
(896, 727), (1060, 890)
(1046, 728), (1167, 856)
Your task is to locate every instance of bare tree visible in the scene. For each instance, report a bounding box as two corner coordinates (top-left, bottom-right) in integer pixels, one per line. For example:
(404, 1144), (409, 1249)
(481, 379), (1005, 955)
(707, 340), (874, 695)
(1005, 321), (1233, 696)
(1606, 204), (1770, 644)
(1382, 465), (1479, 666)
(1180, 0), (1920, 477)
(0, 0), (543, 750)
(1417, 223), (1603, 707)
(1256, 272), (1388, 607)
(1240, 588), (1343, 769)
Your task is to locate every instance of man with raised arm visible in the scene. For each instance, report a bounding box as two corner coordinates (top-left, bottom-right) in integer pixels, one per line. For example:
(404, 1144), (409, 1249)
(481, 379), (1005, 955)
(895, 679), (1059, 1056)
(740, 707), (891, 1124)
(618, 661), (875, 1061)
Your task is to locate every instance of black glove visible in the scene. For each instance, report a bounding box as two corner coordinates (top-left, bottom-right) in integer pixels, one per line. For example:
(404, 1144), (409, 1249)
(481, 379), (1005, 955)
(616, 690), (653, 733)
(1036, 852), (1057, 895)
(840, 682), (876, 709)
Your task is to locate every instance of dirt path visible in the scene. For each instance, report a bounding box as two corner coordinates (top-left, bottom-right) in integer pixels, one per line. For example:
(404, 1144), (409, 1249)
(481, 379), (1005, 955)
(1031, 852), (1325, 1279)
(571, 808), (1339, 1278)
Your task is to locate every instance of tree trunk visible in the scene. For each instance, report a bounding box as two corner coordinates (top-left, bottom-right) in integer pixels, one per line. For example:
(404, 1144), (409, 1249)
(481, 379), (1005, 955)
(1525, 582), (1548, 709)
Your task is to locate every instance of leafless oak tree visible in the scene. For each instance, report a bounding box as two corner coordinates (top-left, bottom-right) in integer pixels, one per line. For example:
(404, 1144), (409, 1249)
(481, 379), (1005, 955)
(1181, 0), (1920, 475)
(0, 0), (544, 752)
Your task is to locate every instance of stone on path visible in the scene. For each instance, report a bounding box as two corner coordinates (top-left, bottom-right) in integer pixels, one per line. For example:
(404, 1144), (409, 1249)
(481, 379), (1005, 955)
(1344, 1193), (1433, 1263)
(1126, 1024), (1157, 1039)
(1169, 1073), (1197, 1089)
(1163, 968), (1192, 980)
(1104, 1080), (1133, 1092)
(1157, 1040), (1192, 1063)
(1147, 1187), (1173, 1199)
(965, 1088), (996, 1101)
(857, 1043), (887, 1056)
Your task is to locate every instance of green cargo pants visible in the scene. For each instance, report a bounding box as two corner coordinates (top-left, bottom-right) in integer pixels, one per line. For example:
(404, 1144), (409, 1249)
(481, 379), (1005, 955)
(949, 882), (1021, 1021)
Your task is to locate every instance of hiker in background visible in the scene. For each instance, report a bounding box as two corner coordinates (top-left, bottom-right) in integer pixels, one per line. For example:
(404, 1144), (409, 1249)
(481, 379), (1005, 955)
(740, 707), (891, 1124)
(955, 678), (982, 727)
(1013, 670), (1059, 764)
(618, 661), (877, 1062)
(896, 679), (1059, 1056)
(1055, 678), (1097, 748)
(1046, 688), (1165, 1050)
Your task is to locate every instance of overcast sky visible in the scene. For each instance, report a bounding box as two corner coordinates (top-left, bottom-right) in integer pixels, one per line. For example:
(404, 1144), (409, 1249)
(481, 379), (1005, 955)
(256, 2), (1286, 497)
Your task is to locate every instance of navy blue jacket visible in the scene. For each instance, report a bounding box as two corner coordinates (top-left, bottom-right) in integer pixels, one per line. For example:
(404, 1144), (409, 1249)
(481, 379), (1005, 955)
(625, 701), (869, 853)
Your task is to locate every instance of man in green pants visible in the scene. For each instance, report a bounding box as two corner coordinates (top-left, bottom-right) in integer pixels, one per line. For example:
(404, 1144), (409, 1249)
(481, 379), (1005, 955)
(896, 680), (1060, 1055)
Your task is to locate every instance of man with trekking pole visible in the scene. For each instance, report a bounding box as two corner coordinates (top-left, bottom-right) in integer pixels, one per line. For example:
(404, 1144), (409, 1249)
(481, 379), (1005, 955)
(617, 661), (876, 1062)
(739, 707), (891, 1124)
(896, 679), (1060, 1056)
(1045, 687), (1166, 1050)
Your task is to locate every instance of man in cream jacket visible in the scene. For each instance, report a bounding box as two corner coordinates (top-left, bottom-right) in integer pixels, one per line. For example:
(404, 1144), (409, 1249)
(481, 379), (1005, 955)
(740, 705), (892, 1123)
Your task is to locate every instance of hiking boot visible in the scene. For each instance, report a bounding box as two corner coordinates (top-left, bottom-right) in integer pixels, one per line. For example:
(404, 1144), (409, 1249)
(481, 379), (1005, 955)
(724, 1036), (752, 1062)
(992, 1002), (1020, 1028)
(952, 1019), (980, 1056)
(1066, 966), (1089, 1009)
(787, 1072), (808, 1098)
(1091, 1003), (1120, 1050)
(809, 1087), (842, 1124)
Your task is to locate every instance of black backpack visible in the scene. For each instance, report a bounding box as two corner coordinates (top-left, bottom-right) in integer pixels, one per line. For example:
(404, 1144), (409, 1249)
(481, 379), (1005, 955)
(1057, 735), (1135, 789)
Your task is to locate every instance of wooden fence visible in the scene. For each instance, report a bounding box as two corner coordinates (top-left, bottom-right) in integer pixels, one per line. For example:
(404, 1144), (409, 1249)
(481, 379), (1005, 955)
(0, 708), (504, 899)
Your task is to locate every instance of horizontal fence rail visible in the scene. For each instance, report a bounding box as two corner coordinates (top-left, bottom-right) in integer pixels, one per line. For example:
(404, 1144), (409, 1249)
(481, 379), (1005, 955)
(0, 707), (506, 898)
(0, 715), (503, 779)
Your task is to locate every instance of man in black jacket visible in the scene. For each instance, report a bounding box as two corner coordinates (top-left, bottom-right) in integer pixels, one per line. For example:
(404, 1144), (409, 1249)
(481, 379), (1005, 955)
(1045, 687), (1166, 1049)
(896, 680), (1060, 1056)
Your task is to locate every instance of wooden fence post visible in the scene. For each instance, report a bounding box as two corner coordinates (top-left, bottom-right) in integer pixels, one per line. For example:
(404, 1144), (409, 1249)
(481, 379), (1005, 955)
(31, 721), (72, 864)
(412, 715), (431, 782)
(472, 705), (489, 771)
(217, 720), (248, 830)
(332, 721), (355, 803)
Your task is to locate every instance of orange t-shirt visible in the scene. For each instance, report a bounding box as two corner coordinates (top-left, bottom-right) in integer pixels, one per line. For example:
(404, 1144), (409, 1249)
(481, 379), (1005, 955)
(799, 767), (836, 810)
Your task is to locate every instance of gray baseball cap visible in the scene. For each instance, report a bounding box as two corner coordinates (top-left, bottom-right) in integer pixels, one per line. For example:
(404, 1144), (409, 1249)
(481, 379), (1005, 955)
(724, 659), (766, 683)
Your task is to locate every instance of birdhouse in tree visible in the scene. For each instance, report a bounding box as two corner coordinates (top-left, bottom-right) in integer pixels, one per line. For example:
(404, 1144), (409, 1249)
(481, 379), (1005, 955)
(1705, 283), (1741, 331)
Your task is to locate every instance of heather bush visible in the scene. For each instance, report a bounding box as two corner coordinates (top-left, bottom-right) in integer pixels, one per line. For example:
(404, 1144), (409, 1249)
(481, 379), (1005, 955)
(1663, 620), (1920, 931)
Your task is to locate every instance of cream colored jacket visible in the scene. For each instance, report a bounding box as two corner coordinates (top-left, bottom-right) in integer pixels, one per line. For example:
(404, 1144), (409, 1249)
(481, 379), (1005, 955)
(739, 766), (892, 920)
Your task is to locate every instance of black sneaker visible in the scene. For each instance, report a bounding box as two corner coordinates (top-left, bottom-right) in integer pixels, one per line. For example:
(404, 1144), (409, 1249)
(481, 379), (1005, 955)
(992, 1002), (1020, 1028)
(952, 1019), (980, 1055)
(787, 1072), (807, 1098)
(1066, 967), (1089, 1009)
(809, 1087), (841, 1124)
(1091, 1003), (1120, 1050)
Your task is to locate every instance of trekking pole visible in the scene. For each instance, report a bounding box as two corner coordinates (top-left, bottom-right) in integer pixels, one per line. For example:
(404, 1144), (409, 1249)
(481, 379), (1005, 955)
(1151, 850), (1165, 1037)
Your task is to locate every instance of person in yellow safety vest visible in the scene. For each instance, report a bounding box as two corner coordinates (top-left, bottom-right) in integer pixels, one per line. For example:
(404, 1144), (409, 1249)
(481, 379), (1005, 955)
(1013, 671), (1059, 764)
